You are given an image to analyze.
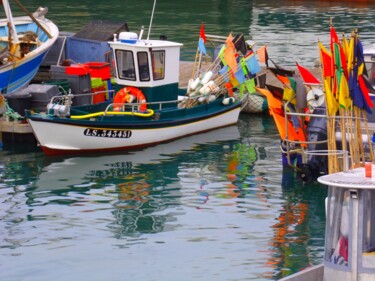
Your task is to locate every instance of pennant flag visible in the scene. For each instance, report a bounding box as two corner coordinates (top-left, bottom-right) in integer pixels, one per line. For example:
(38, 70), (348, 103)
(218, 45), (227, 66)
(245, 55), (261, 74)
(356, 39), (368, 77)
(266, 84), (284, 100)
(200, 23), (206, 43)
(268, 66), (294, 78)
(244, 78), (256, 94)
(324, 78), (339, 116)
(339, 74), (351, 109)
(198, 23), (207, 55)
(330, 25), (340, 50)
(198, 38), (206, 55)
(224, 33), (237, 70)
(257, 45), (269, 67)
(342, 35), (349, 59)
(225, 81), (234, 96)
(218, 65), (229, 76)
(288, 76), (297, 93)
(286, 103), (301, 130)
(233, 34), (247, 55)
(256, 87), (282, 109)
(256, 88), (306, 143)
(240, 58), (249, 76)
(276, 74), (290, 86)
(318, 41), (333, 77)
(347, 36), (354, 73)
(234, 67), (246, 85)
(198, 38), (207, 55)
(230, 74), (240, 88)
(283, 87), (296, 105)
(296, 63), (320, 85)
(358, 75), (373, 114)
(294, 75), (307, 109)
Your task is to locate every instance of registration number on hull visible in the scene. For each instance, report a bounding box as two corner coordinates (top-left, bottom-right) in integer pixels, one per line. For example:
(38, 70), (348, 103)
(84, 128), (132, 138)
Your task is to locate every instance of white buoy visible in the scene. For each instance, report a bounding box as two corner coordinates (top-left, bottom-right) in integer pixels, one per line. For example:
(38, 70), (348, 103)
(199, 84), (209, 95)
(199, 80), (216, 95)
(190, 77), (201, 90)
(222, 97), (235, 105)
(200, 71), (213, 85)
(187, 79), (194, 92)
(198, 96), (206, 103)
(208, 95), (216, 102)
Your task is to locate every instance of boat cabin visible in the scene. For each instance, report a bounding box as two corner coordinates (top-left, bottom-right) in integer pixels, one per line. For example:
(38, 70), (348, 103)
(109, 32), (183, 105)
(318, 168), (375, 281)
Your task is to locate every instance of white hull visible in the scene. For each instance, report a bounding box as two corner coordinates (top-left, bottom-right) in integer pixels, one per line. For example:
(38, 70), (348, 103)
(28, 107), (241, 154)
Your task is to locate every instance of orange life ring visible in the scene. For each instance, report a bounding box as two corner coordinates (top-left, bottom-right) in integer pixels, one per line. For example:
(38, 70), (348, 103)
(114, 86), (147, 112)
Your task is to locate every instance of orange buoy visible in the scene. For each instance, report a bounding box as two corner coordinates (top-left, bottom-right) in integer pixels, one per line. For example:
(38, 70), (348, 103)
(113, 86), (147, 112)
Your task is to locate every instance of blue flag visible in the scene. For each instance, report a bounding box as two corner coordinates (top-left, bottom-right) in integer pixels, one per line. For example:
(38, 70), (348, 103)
(198, 37), (206, 55)
(246, 55), (261, 74)
(234, 67), (246, 84)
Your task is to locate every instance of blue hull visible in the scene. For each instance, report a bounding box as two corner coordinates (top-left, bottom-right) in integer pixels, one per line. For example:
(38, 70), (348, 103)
(0, 50), (48, 94)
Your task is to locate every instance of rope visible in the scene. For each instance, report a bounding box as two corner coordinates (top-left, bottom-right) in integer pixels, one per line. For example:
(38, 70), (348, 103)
(2, 97), (23, 120)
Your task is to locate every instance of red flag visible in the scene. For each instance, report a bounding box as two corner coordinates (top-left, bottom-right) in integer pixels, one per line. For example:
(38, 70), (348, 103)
(319, 41), (333, 77)
(330, 25), (340, 51)
(358, 75), (374, 109)
(296, 63), (320, 85)
(200, 23), (206, 43)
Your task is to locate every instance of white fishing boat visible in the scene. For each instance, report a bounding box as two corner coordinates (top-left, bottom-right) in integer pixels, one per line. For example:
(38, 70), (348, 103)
(25, 29), (243, 155)
(25, 1), (262, 156)
(0, 0), (59, 94)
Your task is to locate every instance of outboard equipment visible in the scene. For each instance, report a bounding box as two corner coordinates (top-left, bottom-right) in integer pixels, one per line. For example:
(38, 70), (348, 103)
(298, 107), (328, 182)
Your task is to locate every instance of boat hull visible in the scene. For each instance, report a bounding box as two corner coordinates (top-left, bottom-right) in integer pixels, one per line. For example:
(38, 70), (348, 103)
(0, 16), (59, 94)
(0, 50), (48, 93)
(27, 104), (241, 155)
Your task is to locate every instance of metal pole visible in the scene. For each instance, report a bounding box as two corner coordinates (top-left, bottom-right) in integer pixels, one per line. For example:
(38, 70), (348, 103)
(147, 0), (157, 40)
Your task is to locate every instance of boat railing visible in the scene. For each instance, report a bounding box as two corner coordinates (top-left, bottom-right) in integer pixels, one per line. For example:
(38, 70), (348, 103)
(282, 98), (328, 167)
(282, 96), (369, 169)
(48, 88), (229, 118)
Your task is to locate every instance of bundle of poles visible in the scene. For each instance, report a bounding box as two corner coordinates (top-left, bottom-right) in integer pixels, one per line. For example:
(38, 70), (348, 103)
(320, 21), (374, 174)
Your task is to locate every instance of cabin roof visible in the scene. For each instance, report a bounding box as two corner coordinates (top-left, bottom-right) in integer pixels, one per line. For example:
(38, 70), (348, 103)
(110, 39), (183, 49)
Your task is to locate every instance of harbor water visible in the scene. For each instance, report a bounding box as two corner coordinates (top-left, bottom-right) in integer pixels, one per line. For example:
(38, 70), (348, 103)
(1, 1), (375, 280)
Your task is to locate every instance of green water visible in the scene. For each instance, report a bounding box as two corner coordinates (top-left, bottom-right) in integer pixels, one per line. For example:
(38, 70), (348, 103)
(1, 1), (375, 280)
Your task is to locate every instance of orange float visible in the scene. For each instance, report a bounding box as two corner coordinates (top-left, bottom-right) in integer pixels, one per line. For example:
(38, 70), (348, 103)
(114, 86), (147, 112)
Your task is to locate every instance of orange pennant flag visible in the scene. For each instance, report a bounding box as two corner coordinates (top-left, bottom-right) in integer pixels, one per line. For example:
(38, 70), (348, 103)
(257, 45), (267, 64)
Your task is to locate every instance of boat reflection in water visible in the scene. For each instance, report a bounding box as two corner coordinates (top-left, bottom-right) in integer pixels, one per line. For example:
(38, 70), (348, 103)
(31, 126), (243, 235)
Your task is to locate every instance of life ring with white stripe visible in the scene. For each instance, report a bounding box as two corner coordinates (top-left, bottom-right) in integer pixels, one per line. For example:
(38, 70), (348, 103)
(114, 86), (147, 112)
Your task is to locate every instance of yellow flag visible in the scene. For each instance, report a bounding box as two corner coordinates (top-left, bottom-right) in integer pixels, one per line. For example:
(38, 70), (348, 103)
(347, 36), (354, 73)
(339, 74), (351, 109)
(283, 87), (296, 105)
(324, 78), (339, 116)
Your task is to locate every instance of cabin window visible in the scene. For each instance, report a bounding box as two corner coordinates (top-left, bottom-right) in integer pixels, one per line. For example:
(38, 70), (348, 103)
(116, 49), (136, 81)
(151, 50), (165, 80)
(361, 190), (375, 269)
(326, 188), (349, 267)
(137, 52), (150, 81)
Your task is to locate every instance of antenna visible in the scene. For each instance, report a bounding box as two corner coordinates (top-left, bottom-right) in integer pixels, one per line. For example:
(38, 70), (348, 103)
(147, 0), (157, 40)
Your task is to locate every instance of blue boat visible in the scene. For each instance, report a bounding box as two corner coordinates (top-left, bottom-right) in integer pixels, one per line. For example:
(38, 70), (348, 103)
(0, 0), (59, 94)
